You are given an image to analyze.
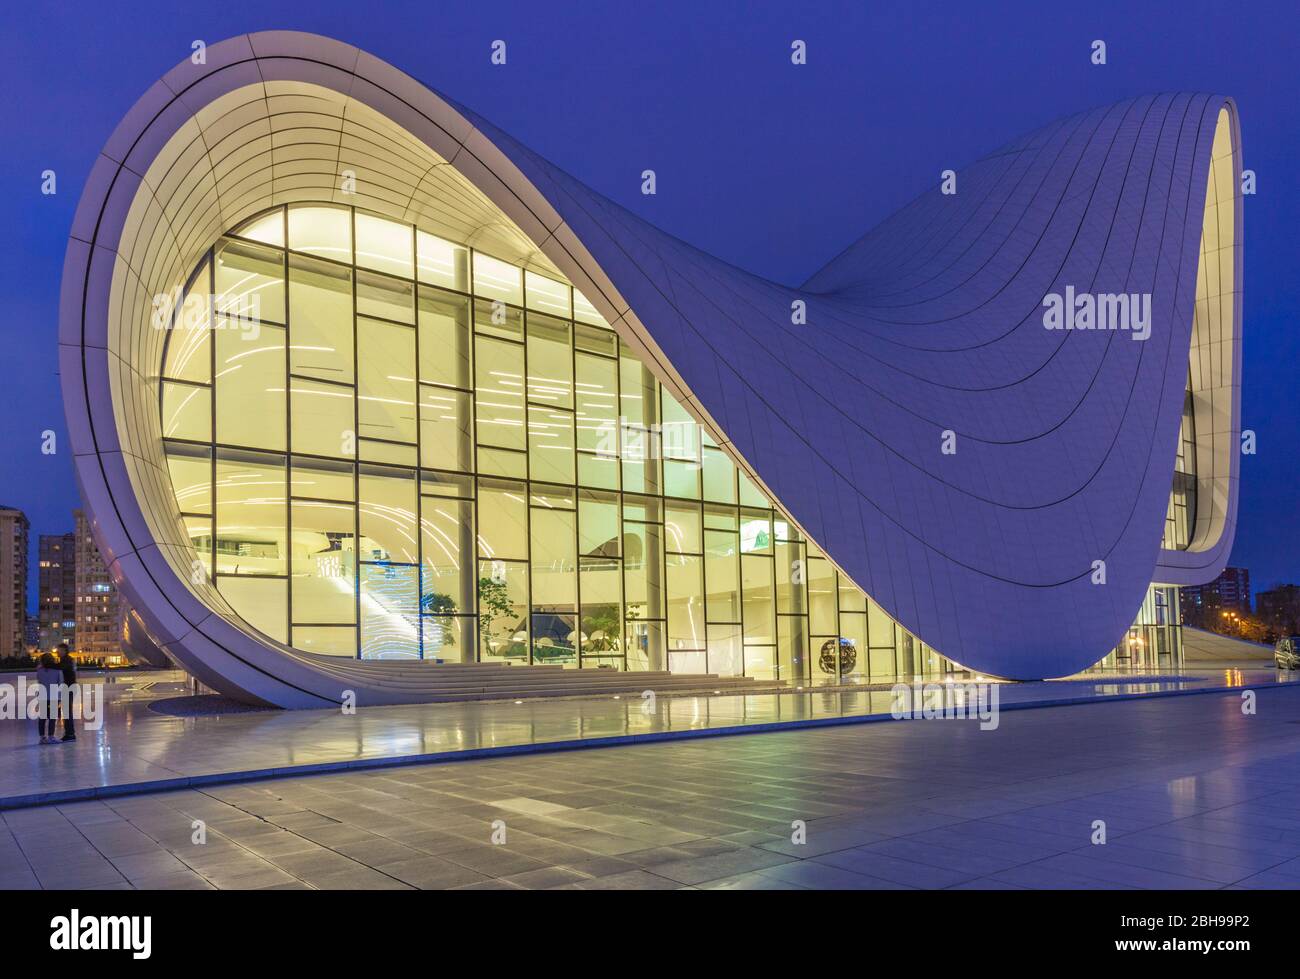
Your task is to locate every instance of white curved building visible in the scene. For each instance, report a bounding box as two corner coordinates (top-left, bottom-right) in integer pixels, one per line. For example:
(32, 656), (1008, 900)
(60, 33), (1241, 707)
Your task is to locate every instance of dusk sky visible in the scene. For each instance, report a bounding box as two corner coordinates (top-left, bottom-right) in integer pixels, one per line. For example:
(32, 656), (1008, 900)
(2, 0), (1296, 609)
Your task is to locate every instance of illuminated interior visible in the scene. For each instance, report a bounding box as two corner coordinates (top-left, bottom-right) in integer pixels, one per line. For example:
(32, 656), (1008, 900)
(159, 203), (957, 679)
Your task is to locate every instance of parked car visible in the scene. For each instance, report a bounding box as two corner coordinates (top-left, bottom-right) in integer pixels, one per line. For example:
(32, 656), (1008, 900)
(1274, 635), (1300, 670)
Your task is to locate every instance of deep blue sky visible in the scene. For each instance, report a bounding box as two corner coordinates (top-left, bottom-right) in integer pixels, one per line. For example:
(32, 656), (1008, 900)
(2, 0), (1297, 610)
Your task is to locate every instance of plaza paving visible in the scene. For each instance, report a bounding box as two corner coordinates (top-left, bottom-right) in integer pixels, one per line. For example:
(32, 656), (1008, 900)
(0, 666), (1288, 809)
(5, 678), (1300, 889)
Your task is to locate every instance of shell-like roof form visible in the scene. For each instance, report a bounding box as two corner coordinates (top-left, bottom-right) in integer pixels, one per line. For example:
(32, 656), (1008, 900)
(60, 32), (1241, 705)
(471, 87), (1243, 680)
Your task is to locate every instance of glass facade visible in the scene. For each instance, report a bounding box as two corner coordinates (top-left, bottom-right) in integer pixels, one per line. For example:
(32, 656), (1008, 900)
(157, 203), (955, 679)
(1093, 584), (1184, 672)
(1162, 379), (1198, 551)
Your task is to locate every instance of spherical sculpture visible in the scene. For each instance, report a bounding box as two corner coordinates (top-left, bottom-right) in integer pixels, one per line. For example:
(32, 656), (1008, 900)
(819, 638), (857, 677)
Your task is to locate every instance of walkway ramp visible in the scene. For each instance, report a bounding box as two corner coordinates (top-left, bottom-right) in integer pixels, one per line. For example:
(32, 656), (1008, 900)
(1181, 626), (1274, 663)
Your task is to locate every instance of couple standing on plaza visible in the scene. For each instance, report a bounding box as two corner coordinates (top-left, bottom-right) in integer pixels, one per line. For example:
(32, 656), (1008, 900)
(34, 643), (78, 744)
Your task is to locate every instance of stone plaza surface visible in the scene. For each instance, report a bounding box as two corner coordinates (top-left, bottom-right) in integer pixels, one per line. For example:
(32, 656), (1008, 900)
(4, 678), (1300, 890)
(0, 663), (1291, 809)
(0, 666), (1290, 809)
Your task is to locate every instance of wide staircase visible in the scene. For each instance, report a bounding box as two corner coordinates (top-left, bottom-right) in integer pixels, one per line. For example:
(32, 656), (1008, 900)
(294, 655), (783, 704)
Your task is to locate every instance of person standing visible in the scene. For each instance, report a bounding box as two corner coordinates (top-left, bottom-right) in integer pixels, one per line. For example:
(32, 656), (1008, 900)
(34, 653), (60, 744)
(56, 642), (78, 743)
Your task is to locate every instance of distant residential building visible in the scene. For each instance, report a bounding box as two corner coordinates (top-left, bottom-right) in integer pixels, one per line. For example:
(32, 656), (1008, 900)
(1180, 566), (1251, 626)
(23, 616), (39, 654)
(1257, 585), (1300, 639)
(0, 505), (30, 658)
(74, 509), (125, 665)
(38, 531), (77, 652)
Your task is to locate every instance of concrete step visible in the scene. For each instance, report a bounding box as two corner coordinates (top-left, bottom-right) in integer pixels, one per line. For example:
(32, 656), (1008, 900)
(302, 660), (686, 681)
(286, 653), (782, 702)
(297, 657), (568, 675)
(420, 685), (779, 703)
(320, 673), (768, 693)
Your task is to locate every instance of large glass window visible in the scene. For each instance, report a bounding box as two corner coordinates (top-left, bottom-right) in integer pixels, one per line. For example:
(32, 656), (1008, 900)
(742, 553), (775, 645)
(530, 505), (577, 665)
(478, 558), (528, 662)
(357, 270), (414, 324)
(420, 387), (473, 472)
(162, 265), (211, 383)
(357, 318), (417, 449)
(417, 231), (469, 292)
(161, 382), (211, 442)
(359, 467), (418, 564)
(288, 254), (353, 383)
(165, 445), (212, 514)
(623, 518), (664, 628)
(475, 336), (526, 450)
(525, 271), (572, 319)
(215, 320), (285, 451)
(573, 289), (607, 327)
(214, 451), (287, 576)
(704, 526), (740, 624)
(472, 252), (523, 305)
(355, 212), (414, 279)
(574, 357), (617, 449)
(215, 239), (285, 323)
(291, 457), (354, 501)
(164, 205), (952, 677)
(421, 491), (474, 663)
(662, 391), (700, 500)
(477, 478), (528, 560)
(526, 314), (573, 407)
(359, 467), (418, 660)
(287, 205), (352, 263)
(667, 553), (705, 652)
(528, 406), (575, 484)
(418, 288), (471, 390)
(421, 496), (473, 616)
(361, 563), (420, 660)
(808, 555), (837, 636)
(290, 499), (356, 626)
(291, 378), (354, 458)
(218, 576), (288, 643)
